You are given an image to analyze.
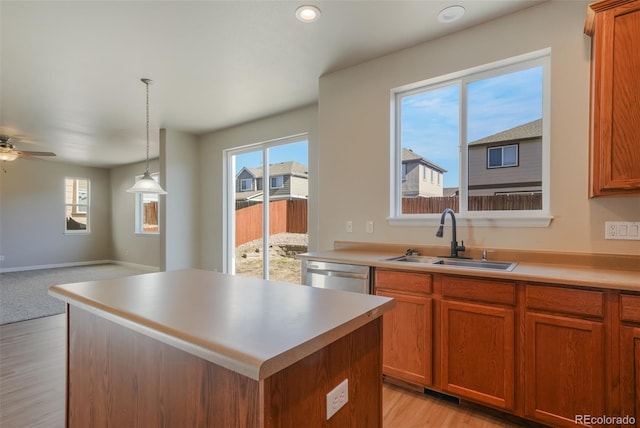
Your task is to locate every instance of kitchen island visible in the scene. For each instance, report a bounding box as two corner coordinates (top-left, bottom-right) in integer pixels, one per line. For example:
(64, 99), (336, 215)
(49, 268), (394, 427)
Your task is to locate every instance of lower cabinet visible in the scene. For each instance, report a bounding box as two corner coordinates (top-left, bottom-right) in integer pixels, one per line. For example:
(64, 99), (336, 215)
(374, 268), (629, 427)
(376, 289), (432, 386)
(620, 325), (640, 428)
(524, 284), (606, 428)
(375, 269), (433, 387)
(440, 276), (516, 411)
(525, 312), (605, 427)
(621, 293), (640, 427)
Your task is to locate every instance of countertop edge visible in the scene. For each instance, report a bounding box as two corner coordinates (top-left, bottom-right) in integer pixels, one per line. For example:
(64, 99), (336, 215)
(258, 298), (395, 379)
(49, 280), (396, 381)
(49, 286), (264, 380)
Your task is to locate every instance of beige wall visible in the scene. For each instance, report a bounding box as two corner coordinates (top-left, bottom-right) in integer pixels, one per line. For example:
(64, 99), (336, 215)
(317, 0), (640, 255)
(0, 159), (113, 270)
(110, 158), (161, 268)
(161, 129), (200, 271)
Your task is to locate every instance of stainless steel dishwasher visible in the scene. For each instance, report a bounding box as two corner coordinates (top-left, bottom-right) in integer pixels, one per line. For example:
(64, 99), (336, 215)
(304, 260), (371, 294)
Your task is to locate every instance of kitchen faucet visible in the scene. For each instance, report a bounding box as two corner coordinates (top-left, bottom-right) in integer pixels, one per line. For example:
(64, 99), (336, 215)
(435, 208), (465, 258)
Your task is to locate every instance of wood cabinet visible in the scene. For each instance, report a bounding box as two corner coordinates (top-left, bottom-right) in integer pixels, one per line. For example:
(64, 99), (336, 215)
(620, 293), (640, 427)
(440, 276), (516, 410)
(524, 285), (606, 427)
(373, 266), (633, 427)
(375, 269), (432, 387)
(585, 0), (640, 197)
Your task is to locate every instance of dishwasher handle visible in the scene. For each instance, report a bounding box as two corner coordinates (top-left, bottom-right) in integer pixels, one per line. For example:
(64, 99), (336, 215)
(305, 268), (369, 280)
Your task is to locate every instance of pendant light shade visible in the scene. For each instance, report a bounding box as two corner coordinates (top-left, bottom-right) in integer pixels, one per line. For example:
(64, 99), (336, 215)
(127, 171), (167, 194)
(127, 78), (167, 194)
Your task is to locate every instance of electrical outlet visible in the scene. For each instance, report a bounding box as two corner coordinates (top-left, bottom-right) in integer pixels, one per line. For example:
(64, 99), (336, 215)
(346, 220), (353, 233)
(326, 378), (348, 420)
(605, 221), (640, 240)
(366, 220), (374, 234)
(0, 255), (4, 262)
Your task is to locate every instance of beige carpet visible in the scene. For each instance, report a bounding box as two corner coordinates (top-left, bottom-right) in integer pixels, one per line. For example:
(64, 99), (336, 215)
(0, 264), (150, 325)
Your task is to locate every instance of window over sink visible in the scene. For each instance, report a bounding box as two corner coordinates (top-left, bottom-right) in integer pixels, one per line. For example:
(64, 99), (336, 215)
(389, 49), (551, 227)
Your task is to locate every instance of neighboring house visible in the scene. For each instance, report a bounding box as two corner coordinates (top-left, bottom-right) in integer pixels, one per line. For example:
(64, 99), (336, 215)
(402, 148), (447, 197)
(467, 118), (542, 196)
(236, 160), (308, 202)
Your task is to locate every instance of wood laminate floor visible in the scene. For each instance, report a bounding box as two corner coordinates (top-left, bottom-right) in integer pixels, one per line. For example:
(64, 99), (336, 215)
(0, 314), (520, 428)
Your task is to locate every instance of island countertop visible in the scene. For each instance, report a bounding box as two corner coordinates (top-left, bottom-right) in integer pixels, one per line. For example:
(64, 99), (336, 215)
(49, 268), (394, 381)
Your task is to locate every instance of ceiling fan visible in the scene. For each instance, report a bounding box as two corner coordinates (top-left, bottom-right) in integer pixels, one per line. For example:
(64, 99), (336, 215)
(0, 136), (56, 161)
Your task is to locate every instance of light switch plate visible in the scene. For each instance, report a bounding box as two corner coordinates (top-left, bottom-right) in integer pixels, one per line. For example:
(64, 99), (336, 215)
(605, 221), (640, 240)
(366, 221), (374, 234)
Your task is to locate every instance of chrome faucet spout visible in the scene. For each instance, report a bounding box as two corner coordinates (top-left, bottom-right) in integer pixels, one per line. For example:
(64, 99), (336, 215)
(436, 208), (465, 258)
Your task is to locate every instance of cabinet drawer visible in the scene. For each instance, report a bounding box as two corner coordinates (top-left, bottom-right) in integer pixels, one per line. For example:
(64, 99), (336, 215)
(374, 269), (432, 294)
(441, 276), (515, 306)
(526, 284), (604, 318)
(620, 294), (640, 323)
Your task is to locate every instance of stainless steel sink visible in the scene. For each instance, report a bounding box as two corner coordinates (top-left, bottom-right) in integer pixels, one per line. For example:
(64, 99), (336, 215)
(385, 255), (517, 271)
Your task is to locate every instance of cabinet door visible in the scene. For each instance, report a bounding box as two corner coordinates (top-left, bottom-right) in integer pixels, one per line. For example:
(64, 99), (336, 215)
(621, 326), (640, 427)
(525, 312), (605, 427)
(440, 300), (515, 410)
(589, 0), (640, 196)
(376, 289), (432, 387)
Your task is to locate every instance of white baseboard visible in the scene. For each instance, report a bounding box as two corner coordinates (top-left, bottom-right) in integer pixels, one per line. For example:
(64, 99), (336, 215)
(0, 260), (159, 274)
(111, 260), (159, 272)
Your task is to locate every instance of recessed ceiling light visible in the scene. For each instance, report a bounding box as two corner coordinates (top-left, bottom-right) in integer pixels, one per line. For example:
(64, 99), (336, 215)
(437, 5), (465, 24)
(296, 5), (321, 22)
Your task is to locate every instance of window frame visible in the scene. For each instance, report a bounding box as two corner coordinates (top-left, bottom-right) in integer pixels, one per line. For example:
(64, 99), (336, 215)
(240, 178), (253, 191)
(389, 48), (552, 228)
(64, 177), (90, 234)
(223, 133), (309, 276)
(270, 175), (284, 189)
(134, 172), (161, 235)
(487, 144), (519, 169)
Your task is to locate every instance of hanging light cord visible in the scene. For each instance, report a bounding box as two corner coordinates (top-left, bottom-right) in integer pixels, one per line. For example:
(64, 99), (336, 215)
(126, 78), (166, 194)
(142, 78), (153, 175)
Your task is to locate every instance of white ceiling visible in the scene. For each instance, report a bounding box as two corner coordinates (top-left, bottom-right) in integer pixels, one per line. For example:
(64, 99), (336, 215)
(0, 0), (544, 168)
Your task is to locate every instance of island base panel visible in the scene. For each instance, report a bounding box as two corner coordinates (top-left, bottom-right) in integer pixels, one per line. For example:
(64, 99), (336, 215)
(263, 318), (382, 427)
(66, 306), (383, 427)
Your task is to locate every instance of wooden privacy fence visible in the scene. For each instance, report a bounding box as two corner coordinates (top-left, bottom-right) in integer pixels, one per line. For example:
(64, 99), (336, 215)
(236, 199), (308, 246)
(402, 194), (542, 213)
(143, 202), (159, 232)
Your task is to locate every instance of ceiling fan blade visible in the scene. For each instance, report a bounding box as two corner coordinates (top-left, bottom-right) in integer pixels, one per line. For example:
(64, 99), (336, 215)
(16, 150), (56, 157)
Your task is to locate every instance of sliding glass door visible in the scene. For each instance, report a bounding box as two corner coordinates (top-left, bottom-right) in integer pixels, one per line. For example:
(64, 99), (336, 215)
(225, 135), (308, 284)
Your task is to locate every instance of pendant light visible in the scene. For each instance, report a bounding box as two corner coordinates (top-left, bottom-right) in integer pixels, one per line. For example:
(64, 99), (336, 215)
(126, 78), (167, 194)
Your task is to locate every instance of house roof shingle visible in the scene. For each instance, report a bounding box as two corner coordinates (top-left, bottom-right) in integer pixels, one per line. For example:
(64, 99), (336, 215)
(238, 160), (308, 178)
(401, 148), (447, 173)
(468, 118), (542, 146)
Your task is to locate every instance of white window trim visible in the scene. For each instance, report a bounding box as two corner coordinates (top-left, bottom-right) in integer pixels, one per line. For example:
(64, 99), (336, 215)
(134, 172), (161, 235)
(270, 176), (284, 189)
(223, 133), (308, 275)
(240, 178), (253, 191)
(488, 144), (519, 169)
(389, 48), (552, 228)
(64, 177), (90, 234)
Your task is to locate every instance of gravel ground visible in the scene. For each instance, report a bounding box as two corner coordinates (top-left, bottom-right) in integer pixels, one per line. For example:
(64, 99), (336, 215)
(235, 233), (307, 284)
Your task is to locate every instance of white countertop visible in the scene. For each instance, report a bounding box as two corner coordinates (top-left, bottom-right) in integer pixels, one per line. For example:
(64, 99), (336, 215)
(298, 249), (640, 292)
(49, 268), (394, 381)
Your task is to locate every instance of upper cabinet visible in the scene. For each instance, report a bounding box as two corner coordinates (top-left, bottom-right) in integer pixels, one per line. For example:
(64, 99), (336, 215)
(585, 0), (640, 197)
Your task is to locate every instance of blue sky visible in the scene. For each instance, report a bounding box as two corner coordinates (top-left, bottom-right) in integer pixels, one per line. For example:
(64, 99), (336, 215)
(401, 66), (543, 187)
(235, 140), (308, 173)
